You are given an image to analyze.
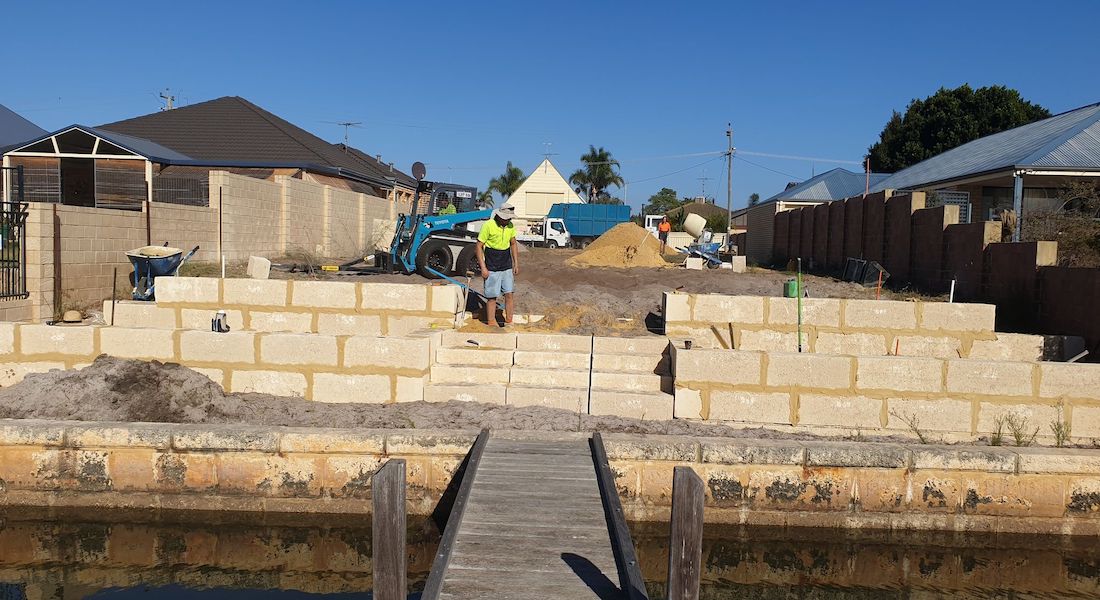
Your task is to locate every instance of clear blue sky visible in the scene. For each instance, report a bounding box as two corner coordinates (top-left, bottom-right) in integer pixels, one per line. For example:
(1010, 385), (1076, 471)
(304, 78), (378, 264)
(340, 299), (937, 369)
(5, 1), (1099, 213)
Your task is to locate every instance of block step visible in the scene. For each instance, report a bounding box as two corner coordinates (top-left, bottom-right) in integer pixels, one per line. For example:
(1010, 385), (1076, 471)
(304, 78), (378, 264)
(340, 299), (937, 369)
(440, 330), (517, 350)
(506, 385), (588, 411)
(513, 350), (591, 370)
(424, 383), (505, 404)
(509, 367), (589, 389)
(589, 390), (674, 420)
(591, 353), (669, 375)
(430, 364), (510, 385)
(591, 371), (672, 393)
(434, 347), (514, 366)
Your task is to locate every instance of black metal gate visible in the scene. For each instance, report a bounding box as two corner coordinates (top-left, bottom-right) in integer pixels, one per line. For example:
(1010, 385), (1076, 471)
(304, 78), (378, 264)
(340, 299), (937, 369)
(0, 166), (29, 300)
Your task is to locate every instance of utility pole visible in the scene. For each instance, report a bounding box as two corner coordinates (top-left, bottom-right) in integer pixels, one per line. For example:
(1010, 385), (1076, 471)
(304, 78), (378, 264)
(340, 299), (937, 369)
(726, 123), (733, 246)
(159, 89), (175, 111)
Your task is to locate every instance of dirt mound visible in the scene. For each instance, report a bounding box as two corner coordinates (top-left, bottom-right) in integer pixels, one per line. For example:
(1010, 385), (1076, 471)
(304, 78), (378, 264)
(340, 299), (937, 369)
(566, 223), (668, 268)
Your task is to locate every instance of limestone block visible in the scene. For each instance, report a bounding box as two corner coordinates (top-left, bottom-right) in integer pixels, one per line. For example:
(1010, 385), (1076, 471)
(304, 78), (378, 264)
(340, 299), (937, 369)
(767, 298), (841, 327)
(976, 402), (1059, 436)
(590, 391), (673, 420)
(894, 335), (962, 359)
(674, 349), (762, 385)
(1073, 406), (1100, 439)
(172, 427), (280, 452)
(430, 364), (510, 385)
(429, 285), (462, 314)
(804, 441), (908, 468)
(223, 279), (287, 307)
(814, 332), (887, 356)
(312, 373), (391, 403)
(436, 347), (514, 367)
(316, 314), (383, 337)
(345, 336), (430, 370)
(360, 283), (428, 311)
(591, 371), (667, 393)
(396, 375), (428, 402)
(19, 324), (94, 356)
(662, 292), (691, 323)
(0, 421), (66, 446)
(692, 295), (764, 324)
(1038, 363), (1100, 400)
(510, 368), (589, 389)
(425, 383), (506, 404)
(506, 385), (587, 411)
(192, 367), (225, 387)
(260, 333), (337, 366)
(230, 370), (307, 397)
(246, 256), (271, 280)
(214, 453), (278, 495)
(910, 446), (1016, 472)
(600, 434), (698, 461)
(0, 362), (65, 386)
(700, 438), (805, 465)
(708, 390), (792, 424)
(663, 325), (730, 349)
(729, 256), (747, 273)
(886, 398), (972, 433)
(100, 327), (175, 360)
(515, 333), (591, 353)
(592, 353), (668, 374)
(843, 299), (917, 330)
(920, 302), (996, 333)
(248, 311), (313, 333)
(1014, 447), (1100, 474)
(856, 356), (942, 393)
(946, 360), (1034, 397)
(673, 387), (703, 419)
(181, 308), (244, 332)
(798, 394), (882, 429)
(278, 429), (386, 454)
(290, 280), (357, 309)
(179, 331), (256, 364)
(592, 336), (670, 355)
(766, 353), (852, 390)
(385, 315), (451, 336)
(513, 350), (588, 370)
(968, 334), (1044, 362)
(685, 257), (704, 270)
(102, 301), (176, 329)
(155, 277), (220, 305)
(441, 330), (517, 349)
(738, 330), (800, 353)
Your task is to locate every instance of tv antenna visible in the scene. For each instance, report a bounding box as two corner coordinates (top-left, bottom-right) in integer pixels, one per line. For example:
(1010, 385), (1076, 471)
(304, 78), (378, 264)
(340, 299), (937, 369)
(323, 121), (364, 151)
(158, 88), (176, 111)
(698, 168), (712, 198)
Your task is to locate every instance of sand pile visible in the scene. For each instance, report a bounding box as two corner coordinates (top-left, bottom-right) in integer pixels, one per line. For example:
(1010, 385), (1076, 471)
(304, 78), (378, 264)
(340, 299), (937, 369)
(566, 222), (668, 268)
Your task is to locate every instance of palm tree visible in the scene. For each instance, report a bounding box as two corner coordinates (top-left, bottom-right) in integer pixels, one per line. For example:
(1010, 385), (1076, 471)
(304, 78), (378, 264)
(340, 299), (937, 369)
(477, 189), (495, 208)
(488, 162), (526, 200)
(569, 146), (624, 203)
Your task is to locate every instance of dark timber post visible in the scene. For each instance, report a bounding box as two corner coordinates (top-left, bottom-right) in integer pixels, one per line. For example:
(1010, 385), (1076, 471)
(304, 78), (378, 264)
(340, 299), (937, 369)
(372, 458), (406, 600)
(666, 466), (704, 600)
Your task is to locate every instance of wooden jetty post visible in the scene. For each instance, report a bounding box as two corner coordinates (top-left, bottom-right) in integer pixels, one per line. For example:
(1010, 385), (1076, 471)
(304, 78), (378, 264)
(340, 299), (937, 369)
(372, 458), (407, 600)
(666, 466), (704, 600)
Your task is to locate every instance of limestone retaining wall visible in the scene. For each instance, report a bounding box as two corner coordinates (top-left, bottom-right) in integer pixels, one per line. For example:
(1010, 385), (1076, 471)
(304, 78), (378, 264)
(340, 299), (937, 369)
(671, 344), (1100, 443)
(0, 422), (1097, 536)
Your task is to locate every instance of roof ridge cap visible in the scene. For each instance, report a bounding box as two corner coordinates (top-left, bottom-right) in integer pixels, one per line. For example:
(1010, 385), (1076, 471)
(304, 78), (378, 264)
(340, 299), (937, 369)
(1018, 105), (1100, 167)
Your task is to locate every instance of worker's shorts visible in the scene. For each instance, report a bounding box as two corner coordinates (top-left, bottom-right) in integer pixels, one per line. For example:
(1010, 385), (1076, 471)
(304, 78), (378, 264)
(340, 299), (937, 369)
(484, 269), (514, 299)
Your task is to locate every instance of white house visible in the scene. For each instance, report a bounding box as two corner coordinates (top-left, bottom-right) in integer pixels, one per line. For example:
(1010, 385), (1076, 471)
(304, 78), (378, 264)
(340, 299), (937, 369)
(508, 159), (585, 224)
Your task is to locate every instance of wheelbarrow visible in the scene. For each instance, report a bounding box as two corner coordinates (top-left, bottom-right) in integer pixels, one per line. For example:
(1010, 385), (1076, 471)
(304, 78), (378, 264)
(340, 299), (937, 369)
(126, 244), (200, 301)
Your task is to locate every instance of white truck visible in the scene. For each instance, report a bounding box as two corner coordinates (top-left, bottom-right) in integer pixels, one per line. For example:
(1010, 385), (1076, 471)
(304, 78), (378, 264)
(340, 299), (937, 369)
(516, 217), (571, 248)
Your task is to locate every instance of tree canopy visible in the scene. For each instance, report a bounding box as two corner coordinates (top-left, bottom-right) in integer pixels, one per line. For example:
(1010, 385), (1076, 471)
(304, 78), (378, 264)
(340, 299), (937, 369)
(488, 162), (526, 199)
(866, 85), (1051, 172)
(749, 193), (760, 206)
(643, 187), (684, 215)
(569, 146), (624, 202)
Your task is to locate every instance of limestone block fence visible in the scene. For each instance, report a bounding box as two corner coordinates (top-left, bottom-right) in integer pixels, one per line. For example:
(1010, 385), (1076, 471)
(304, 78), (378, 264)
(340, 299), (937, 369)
(0, 421), (1098, 536)
(663, 291), (1079, 361)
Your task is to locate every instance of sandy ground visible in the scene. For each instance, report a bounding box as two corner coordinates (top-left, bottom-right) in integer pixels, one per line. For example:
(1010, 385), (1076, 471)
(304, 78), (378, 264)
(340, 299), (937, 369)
(0, 356), (856, 440)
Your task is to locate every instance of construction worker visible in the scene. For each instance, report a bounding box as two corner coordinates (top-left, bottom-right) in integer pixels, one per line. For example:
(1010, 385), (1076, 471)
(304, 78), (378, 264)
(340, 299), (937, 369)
(476, 204), (519, 326)
(657, 216), (672, 253)
(440, 200), (457, 215)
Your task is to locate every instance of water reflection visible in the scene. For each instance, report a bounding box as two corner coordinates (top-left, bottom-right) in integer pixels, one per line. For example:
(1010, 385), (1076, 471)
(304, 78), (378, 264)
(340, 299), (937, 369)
(632, 523), (1100, 599)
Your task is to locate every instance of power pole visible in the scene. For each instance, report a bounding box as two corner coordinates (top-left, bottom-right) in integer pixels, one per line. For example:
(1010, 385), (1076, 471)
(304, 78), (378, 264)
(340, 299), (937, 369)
(726, 123), (733, 245)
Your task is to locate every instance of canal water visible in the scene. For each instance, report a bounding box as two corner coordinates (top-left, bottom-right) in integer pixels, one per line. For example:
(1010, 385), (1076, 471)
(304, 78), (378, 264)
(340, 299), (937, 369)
(0, 511), (1096, 598)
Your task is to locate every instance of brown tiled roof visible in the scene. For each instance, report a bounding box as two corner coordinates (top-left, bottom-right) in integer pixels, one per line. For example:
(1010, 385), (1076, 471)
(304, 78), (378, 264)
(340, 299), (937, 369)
(98, 96), (412, 186)
(336, 144), (416, 188)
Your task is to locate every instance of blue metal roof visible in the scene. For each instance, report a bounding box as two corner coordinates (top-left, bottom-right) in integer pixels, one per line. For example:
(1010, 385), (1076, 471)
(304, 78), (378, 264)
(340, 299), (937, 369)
(872, 102), (1100, 192)
(0, 104), (47, 152)
(763, 168), (891, 203)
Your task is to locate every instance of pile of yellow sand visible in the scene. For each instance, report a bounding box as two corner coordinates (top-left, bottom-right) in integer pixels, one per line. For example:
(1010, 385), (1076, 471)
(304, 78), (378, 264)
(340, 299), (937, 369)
(566, 223), (668, 268)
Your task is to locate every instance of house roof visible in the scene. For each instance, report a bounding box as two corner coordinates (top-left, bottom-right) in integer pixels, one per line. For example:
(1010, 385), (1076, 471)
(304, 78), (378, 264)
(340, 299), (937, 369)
(7, 125), (194, 162)
(337, 144), (416, 188)
(0, 104), (47, 152)
(764, 168), (891, 203)
(872, 102), (1100, 192)
(97, 96), (404, 187)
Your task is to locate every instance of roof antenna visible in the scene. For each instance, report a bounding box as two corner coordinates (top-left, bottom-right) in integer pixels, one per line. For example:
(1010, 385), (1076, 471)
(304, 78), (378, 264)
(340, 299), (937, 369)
(542, 142), (558, 171)
(323, 121), (363, 152)
(159, 88), (176, 111)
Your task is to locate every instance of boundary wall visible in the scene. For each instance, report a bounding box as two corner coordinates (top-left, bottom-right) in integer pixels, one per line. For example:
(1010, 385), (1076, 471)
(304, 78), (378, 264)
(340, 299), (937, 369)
(0, 422), (1098, 536)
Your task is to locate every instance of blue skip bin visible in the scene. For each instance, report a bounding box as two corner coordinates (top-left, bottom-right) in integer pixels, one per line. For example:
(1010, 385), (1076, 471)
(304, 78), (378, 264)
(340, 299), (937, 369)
(127, 245), (200, 301)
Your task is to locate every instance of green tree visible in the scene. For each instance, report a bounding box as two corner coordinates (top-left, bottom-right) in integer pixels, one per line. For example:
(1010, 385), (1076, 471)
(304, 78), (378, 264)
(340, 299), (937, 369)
(569, 146), (624, 202)
(477, 189), (495, 207)
(644, 187), (683, 215)
(749, 192), (761, 206)
(488, 161), (526, 199)
(867, 85), (1051, 172)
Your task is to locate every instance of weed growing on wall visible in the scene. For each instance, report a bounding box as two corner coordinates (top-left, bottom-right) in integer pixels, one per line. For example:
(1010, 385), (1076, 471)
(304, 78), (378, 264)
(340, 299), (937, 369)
(1050, 406), (1071, 448)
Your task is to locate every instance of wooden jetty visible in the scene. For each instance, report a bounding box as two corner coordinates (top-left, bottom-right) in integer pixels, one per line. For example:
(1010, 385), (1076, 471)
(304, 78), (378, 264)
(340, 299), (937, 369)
(421, 431), (648, 600)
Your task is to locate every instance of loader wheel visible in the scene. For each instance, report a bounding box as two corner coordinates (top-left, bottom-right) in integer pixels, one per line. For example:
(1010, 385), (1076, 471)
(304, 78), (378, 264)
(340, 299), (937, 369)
(455, 244), (478, 276)
(416, 239), (453, 278)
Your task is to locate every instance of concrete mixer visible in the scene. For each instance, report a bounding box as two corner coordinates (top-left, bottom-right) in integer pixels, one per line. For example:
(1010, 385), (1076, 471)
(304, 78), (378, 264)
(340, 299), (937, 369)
(680, 213), (723, 266)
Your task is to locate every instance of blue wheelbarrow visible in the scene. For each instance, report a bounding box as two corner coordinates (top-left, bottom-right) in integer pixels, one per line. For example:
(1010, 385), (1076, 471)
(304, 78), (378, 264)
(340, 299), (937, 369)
(127, 244), (200, 301)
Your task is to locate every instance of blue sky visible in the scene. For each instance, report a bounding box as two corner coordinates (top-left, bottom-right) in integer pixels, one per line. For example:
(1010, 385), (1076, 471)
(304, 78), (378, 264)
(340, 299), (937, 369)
(5, 1), (1099, 212)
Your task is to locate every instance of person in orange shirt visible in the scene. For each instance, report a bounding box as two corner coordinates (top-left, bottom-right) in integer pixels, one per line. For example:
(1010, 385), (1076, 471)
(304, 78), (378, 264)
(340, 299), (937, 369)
(657, 216), (672, 254)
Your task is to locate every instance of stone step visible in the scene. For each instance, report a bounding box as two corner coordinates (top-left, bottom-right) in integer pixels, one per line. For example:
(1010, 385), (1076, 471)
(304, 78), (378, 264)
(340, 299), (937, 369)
(440, 330), (517, 350)
(589, 390), (674, 421)
(591, 353), (669, 374)
(591, 371), (671, 393)
(430, 364), (511, 385)
(424, 383), (506, 404)
(513, 350), (591, 370)
(508, 367), (590, 389)
(592, 336), (670, 355)
(506, 385), (588, 411)
(434, 347), (514, 367)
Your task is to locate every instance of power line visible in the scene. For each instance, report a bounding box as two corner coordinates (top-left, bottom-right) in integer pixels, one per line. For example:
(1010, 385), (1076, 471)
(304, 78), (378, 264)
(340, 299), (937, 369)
(625, 155), (726, 185)
(733, 155), (803, 180)
(736, 150), (861, 165)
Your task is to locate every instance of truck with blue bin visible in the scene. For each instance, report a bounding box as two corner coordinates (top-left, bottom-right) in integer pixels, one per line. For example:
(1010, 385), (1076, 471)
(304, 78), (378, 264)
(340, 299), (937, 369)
(516, 203), (630, 249)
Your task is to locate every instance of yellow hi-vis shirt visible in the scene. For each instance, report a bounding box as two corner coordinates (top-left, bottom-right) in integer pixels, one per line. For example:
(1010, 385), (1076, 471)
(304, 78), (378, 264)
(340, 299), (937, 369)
(478, 219), (516, 250)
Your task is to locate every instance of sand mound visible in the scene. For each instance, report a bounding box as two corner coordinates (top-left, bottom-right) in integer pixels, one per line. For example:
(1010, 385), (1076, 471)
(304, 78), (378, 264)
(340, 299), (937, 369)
(566, 222), (668, 268)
